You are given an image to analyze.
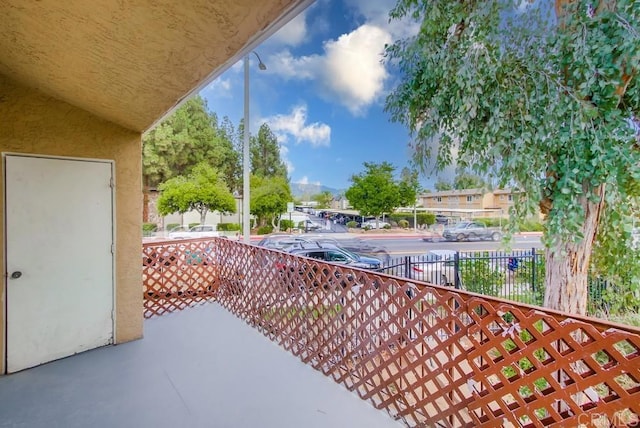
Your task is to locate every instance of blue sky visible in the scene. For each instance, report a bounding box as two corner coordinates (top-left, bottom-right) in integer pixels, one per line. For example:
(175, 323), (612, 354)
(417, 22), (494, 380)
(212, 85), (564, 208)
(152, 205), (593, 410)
(200, 0), (434, 192)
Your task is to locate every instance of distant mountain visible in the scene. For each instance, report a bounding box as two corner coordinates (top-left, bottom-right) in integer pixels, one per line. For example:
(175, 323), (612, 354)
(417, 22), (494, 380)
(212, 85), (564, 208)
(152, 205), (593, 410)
(290, 182), (342, 200)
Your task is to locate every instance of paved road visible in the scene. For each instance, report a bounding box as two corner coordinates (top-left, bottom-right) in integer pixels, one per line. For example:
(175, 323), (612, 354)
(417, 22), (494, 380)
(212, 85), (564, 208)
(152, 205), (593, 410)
(362, 235), (543, 257)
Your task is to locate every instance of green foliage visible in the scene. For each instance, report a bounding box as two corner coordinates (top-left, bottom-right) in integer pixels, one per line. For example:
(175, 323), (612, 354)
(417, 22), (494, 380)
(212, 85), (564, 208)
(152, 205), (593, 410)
(345, 162), (409, 218)
(250, 175), (293, 227)
(188, 223), (200, 229)
(251, 123), (288, 180)
(434, 179), (453, 191)
(392, 212), (436, 227)
(165, 223), (180, 231)
(346, 221), (358, 228)
(454, 171), (486, 190)
(142, 223), (157, 232)
(385, 0), (640, 313)
(460, 257), (505, 296)
(217, 223), (241, 232)
(398, 219), (410, 229)
(473, 217), (543, 232)
(142, 96), (240, 191)
(312, 191), (334, 209)
(257, 225), (273, 235)
(398, 167), (421, 207)
(142, 223), (157, 237)
(157, 163), (236, 224)
(417, 212), (436, 226)
(280, 219), (295, 231)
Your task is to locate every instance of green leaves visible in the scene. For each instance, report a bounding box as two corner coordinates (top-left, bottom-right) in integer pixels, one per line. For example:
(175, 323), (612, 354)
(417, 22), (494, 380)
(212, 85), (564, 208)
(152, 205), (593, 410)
(157, 163), (236, 219)
(385, 0), (640, 245)
(385, 0), (640, 313)
(142, 95), (241, 192)
(346, 162), (414, 217)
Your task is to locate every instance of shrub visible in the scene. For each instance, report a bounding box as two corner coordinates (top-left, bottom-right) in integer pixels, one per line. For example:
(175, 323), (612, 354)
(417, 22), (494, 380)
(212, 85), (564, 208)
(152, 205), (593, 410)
(257, 225), (273, 235)
(143, 223), (157, 232)
(518, 219), (544, 232)
(142, 223), (157, 237)
(460, 257), (505, 296)
(217, 223), (240, 231)
(280, 220), (294, 231)
(166, 223), (180, 231)
(416, 212), (436, 226)
(398, 219), (410, 229)
(474, 218), (503, 227)
(383, 224), (391, 229)
(346, 221), (358, 228)
(188, 222), (200, 229)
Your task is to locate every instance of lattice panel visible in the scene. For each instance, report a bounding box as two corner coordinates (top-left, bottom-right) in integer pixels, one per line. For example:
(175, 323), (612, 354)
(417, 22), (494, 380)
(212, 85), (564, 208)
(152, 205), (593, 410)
(142, 239), (219, 318)
(142, 239), (640, 427)
(211, 240), (640, 428)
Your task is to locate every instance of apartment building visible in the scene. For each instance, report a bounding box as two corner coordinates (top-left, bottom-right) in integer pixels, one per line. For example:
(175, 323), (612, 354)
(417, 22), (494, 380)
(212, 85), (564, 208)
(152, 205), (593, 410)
(418, 188), (517, 217)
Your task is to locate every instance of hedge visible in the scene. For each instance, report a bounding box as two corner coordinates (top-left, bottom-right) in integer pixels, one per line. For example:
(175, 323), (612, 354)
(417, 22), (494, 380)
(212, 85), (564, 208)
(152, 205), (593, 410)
(217, 223), (241, 231)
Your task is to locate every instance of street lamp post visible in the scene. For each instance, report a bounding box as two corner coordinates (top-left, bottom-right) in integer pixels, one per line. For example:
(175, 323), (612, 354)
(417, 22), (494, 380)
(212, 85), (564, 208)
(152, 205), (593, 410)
(242, 52), (266, 244)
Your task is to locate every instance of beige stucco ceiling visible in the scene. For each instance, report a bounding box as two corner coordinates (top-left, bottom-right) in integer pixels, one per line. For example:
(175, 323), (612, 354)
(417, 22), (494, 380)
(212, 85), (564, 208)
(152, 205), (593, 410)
(0, 0), (312, 132)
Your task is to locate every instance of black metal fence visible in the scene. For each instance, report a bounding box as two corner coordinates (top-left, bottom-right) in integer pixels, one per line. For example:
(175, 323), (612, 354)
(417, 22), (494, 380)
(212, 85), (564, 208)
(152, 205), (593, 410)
(380, 248), (608, 310)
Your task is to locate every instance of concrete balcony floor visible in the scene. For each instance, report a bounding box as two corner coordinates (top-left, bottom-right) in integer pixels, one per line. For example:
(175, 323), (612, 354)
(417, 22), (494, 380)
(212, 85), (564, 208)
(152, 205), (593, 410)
(0, 303), (402, 428)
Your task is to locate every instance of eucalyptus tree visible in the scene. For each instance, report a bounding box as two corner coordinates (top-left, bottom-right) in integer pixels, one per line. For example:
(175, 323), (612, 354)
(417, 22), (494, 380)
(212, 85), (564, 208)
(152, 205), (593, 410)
(385, 0), (640, 314)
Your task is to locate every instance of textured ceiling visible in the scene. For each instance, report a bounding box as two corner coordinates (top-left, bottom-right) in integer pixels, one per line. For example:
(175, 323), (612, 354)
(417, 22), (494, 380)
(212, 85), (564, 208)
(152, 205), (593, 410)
(0, 0), (311, 132)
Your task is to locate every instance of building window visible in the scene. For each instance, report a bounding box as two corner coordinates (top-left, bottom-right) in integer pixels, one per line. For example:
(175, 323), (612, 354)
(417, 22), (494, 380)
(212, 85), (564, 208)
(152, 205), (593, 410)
(508, 194), (513, 201)
(436, 196), (442, 203)
(500, 195), (505, 200)
(466, 196), (473, 203)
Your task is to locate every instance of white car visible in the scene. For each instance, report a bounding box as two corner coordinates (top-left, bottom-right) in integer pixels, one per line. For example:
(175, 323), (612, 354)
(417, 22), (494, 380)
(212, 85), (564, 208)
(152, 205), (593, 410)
(361, 220), (390, 229)
(410, 250), (457, 285)
(168, 224), (221, 240)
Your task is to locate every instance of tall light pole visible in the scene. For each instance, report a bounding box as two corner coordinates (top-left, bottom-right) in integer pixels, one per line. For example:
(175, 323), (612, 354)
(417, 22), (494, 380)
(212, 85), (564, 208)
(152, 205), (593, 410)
(243, 51), (266, 244)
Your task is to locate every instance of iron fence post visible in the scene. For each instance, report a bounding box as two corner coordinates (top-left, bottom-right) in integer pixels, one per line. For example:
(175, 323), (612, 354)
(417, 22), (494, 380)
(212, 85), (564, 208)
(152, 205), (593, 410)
(454, 251), (461, 289)
(531, 247), (536, 295)
(404, 256), (411, 279)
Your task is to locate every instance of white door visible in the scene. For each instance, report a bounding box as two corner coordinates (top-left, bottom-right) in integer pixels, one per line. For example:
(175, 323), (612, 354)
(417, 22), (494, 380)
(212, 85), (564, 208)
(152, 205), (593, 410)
(5, 155), (114, 373)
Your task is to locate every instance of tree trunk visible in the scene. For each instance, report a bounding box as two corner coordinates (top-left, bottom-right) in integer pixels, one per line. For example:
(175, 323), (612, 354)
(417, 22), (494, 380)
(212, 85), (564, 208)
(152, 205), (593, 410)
(199, 209), (208, 225)
(543, 184), (605, 315)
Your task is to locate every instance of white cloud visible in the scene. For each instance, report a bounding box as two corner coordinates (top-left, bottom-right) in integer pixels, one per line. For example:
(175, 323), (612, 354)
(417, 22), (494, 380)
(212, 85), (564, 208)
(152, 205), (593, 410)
(269, 11), (308, 47)
(320, 24), (391, 116)
(264, 105), (331, 147)
(297, 176), (309, 185)
(267, 50), (319, 80)
(268, 23), (392, 116)
(201, 77), (232, 98)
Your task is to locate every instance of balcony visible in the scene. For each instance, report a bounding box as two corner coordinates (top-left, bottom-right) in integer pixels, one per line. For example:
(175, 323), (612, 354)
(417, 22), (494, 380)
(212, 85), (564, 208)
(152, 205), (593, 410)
(0, 302), (400, 428)
(3, 237), (640, 427)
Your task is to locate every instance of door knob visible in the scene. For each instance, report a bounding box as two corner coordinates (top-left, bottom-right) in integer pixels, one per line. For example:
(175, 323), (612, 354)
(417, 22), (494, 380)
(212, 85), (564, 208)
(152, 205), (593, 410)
(10, 271), (22, 279)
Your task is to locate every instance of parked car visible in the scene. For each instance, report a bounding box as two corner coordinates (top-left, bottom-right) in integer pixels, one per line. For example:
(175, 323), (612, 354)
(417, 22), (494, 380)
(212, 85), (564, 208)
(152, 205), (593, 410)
(288, 243), (382, 270)
(361, 220), (390, 229)
(168, 224), (221, 240)
(435, 214), (449, 225)
(442, 222), (502, 242)
(410, 250), (457, 285)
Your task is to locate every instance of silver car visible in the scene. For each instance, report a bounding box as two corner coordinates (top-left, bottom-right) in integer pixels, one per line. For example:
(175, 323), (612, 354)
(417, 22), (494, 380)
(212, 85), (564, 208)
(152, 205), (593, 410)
(410, 250), (457, 285)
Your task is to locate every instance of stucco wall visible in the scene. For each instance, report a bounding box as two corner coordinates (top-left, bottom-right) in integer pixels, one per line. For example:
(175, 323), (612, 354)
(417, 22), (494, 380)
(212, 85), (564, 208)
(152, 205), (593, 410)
(0, 75), (143, 373)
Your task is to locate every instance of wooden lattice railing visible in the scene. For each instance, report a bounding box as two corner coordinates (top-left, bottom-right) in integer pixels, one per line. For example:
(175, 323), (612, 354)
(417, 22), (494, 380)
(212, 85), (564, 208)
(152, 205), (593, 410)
(142, 238), (640, 427)
(142, 239), (219, 317)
